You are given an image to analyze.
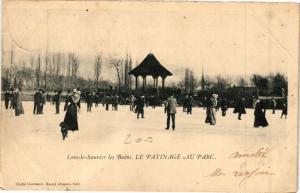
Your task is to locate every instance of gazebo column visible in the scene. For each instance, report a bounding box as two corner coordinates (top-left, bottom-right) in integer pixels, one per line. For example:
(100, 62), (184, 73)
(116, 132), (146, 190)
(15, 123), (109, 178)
(135, 75), (138, 90)
(153, 76), (158, 88)
(155, 77), (158, 89)
(142, 75), (146, 91)
(162, 77), (166, 90)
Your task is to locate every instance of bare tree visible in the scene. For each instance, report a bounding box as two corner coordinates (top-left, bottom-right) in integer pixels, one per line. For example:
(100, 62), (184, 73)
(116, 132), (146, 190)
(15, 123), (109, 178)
(128, 56), (133, 89)
(44, 53), (49, 89)
(94, 54), (102, 87)
(237, 77), (249, 87)
(109, 55), (123, 91)
(36, 54), (41, 89)
(68, 53), (80, 87)
(215, 75), (231, 90)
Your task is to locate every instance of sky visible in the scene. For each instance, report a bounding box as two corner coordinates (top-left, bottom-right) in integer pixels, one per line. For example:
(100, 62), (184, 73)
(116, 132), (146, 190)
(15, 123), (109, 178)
(2, 1), (298, 85)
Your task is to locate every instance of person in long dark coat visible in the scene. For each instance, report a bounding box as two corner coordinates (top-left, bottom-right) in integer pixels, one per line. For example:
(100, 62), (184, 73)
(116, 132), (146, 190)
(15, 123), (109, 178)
(86, 91), (93, 112)
(4, 90), (11, 109)
(33, 89), (42, 114)
(254, 99), (268, 127)
(186, 95), (193, 115)
(59, 89), (81, 140)
(52, 90), (61, 114)
(220, 97), (228, 116)
(14, 88), (24, 116)
(136, 96), (145, 119)
(281, 102), (287, 119)
(40, 90), (46, 114)
(233, 97), (246, 120)
(183, 95), (188, 112)
(205, 94), (218, 125)
(105, 95), (110, 111)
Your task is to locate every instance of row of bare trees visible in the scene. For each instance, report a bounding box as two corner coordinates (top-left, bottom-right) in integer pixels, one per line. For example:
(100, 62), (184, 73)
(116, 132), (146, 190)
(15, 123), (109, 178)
(178, 67), (287, 97)
(2, 48), (137, 92)
(2, 49), (82, 91)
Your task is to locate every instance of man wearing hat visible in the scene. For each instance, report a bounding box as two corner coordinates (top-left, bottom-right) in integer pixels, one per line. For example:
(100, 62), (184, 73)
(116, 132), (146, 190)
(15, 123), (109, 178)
(52, 90), (62, 114)
(165, 94), (177, 130)
(33, 89), (43, 114)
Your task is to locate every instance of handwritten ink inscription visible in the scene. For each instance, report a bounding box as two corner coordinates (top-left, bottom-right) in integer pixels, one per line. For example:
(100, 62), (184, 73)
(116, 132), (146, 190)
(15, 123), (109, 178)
(205, 147), (275, 187)
(124, 134), (153, 144)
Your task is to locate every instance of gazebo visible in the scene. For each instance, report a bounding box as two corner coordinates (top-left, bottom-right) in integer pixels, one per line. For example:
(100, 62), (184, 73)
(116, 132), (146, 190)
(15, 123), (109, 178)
(128, 53), (173, 90)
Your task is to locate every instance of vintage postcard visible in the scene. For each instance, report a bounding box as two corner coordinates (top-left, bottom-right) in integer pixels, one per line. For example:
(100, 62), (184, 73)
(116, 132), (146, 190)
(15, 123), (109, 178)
(0, 1), (299, 192)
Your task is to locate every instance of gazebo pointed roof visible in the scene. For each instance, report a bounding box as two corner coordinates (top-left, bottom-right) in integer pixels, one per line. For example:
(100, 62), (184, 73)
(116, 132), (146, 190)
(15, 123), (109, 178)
(128, 53), (172, 77)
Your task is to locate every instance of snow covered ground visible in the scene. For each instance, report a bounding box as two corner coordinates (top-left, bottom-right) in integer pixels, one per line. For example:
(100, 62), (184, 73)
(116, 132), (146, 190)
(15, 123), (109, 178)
(0, 101), (289, 190)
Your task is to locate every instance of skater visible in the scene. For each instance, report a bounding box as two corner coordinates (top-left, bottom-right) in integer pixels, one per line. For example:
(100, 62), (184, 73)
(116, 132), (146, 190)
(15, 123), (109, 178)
(129, 94), (136, 111)
(60, 89), (81, 140)
(86, 91), (93, 112)
(4, 90), (11, 109)
(281, 102), (287, 119)
(233, 97), (246, 120)
(40, 90), (46, 114)
(183, 95), (188, 112)
(254, 98), (268, 128)
(220, 97), (228, 116)
(52, 90), (61, 114)
(205, 94), (218, 125)
(186, 94), (193, 115)
(165, 94), (177, 130)
(105, 95), (110, 111)
(13, 88), (24, 116)
(112, 95), (119, 111)
(136, 95), (145, 119)
(33, 89), (42, 114)
(271, 97), (276, 114)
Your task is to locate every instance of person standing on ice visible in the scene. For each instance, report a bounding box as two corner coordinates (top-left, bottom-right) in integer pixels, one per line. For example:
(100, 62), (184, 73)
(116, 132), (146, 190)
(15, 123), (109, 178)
(59, 89), (81, 140)
(271, 97), (277, 114)
(253, 98), (268, 128)
(129, 94), (136, 111)
(33, 89), (42, 114)
(165, 94), (177, 130)
(4, 90), (11, 110)
(233, 97), (246, 120)
(281, 102), (287, 119)
(52, 90), (62, 114)
(136, 95), (145, 119)
(85, 91), (93, 112)
(186, 94), (193, 115)
(14, 88), (24, 116)
(205, 94), (218, 125)
(219, 97), (228, 116)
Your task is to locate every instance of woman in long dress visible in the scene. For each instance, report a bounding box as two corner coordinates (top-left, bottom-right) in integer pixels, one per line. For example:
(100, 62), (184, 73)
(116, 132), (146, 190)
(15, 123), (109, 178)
(14, 88), (24, 116)
(60, 89), (81, 140)
(205, 94), (218, 125)
(254, 99), (268, 128)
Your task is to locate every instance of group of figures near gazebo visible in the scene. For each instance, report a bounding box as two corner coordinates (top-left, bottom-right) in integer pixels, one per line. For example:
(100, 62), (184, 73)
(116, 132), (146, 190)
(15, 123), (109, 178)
(3, 53), (288, 141)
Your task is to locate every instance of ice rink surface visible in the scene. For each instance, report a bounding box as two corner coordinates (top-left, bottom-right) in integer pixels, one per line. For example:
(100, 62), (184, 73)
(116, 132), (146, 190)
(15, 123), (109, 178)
(0, 101), (289, 190)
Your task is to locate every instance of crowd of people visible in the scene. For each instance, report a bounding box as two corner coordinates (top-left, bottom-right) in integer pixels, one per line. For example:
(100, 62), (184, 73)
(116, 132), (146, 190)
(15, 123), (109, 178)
(3, 87), (288, 140)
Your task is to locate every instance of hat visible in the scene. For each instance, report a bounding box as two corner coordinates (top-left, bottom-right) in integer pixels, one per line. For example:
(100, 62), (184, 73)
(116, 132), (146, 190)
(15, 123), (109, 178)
(212, 94), (218, 98)
(73, 89), (81, 95)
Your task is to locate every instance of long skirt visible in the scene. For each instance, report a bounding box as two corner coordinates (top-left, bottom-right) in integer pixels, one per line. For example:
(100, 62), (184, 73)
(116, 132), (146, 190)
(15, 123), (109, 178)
(61, 105), (79, 131)
(205, 107), (216, 125)
(15, 101), (24, 116)
(254, 113), (268, 127)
